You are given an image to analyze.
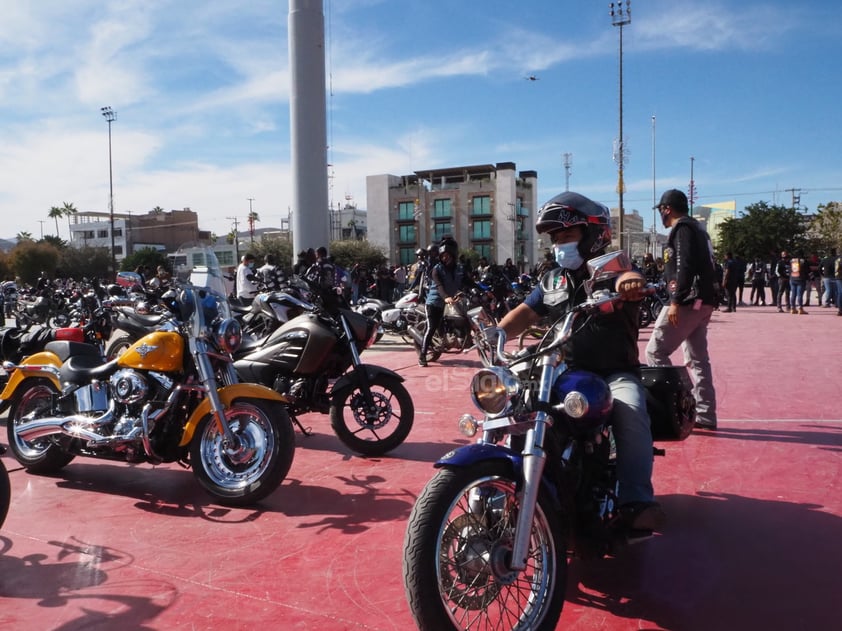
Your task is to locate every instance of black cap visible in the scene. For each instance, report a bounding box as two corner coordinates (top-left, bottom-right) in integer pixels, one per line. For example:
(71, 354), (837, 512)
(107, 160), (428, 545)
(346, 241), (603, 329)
(654, 189), (688, 213)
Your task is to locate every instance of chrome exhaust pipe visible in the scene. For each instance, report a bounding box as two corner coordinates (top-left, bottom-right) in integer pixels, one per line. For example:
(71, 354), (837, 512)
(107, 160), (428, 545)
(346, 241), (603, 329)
(406, 325), (424, 347)
(16, 407), (116, 442)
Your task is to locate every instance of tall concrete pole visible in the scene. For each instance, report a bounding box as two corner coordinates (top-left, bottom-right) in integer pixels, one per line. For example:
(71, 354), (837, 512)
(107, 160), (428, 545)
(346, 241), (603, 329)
(289, 0), (330, 259)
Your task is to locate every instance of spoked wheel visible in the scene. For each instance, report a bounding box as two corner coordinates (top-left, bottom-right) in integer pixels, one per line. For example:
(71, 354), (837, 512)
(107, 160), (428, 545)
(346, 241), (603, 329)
(105, 334), (136, 360)
(403, 461), (567, 631)
(330, 374), (414, 456)
(7, 379), (76, 474)
(191, 399), (295, 506)
(638, 300), (653, 328)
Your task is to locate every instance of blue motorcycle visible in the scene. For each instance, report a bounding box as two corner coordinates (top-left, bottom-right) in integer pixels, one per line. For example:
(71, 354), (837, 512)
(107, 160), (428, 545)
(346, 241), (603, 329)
(402, 251), (696, 630)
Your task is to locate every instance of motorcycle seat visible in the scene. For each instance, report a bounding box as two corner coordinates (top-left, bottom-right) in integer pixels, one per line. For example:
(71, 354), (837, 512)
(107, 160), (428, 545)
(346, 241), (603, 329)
(59, 354), (118, 385)
(45, 341), (102, 363)
(123, 311), (166, 327)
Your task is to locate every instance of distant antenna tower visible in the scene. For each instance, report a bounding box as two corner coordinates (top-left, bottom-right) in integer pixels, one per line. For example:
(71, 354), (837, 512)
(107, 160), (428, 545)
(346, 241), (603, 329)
(563, 153), (573, 191)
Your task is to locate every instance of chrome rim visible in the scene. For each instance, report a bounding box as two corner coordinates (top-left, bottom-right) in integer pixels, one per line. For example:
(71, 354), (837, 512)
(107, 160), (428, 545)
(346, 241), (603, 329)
(199, 403), (274, 489)
(436, 476), (556, 631)
(12, 385), (56, 458)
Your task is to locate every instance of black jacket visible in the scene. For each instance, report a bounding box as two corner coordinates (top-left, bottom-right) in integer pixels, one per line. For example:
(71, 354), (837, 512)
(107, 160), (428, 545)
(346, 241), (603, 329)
(663, 217), (717, 306)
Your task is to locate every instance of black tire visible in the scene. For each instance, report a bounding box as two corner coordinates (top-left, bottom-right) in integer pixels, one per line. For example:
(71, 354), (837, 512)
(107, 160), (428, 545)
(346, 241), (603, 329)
(650, 300), (665, 323)
(6, 379), (76, 474)
(0, 460), (9, 529)
(330, 374), (414, 456)
(190, 399), (295, 506)
(403, 462), (567, 631)
(105, 334), (135, 360)
(638, 300), (653, 328)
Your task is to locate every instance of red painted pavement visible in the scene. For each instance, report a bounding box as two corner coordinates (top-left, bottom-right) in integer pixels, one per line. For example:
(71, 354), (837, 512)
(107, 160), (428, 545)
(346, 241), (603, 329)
(1, 303), (840, 630)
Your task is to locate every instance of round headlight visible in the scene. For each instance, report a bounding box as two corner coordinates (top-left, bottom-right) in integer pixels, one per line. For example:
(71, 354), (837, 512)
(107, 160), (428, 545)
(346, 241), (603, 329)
(470, 367), (518, 416)
(214, 318), (242, 353)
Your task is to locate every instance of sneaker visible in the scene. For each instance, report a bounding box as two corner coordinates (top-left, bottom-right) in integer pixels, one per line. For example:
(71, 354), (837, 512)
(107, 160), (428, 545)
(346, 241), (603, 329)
(418, 356), (428, 367)
(777, 307), (784, 312)
(694, 418), (717, 430)
(619, 502), (666, 532)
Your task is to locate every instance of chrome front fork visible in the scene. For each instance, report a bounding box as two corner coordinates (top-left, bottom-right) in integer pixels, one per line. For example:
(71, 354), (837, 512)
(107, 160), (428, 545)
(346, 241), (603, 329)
(509, 352), (560, 571)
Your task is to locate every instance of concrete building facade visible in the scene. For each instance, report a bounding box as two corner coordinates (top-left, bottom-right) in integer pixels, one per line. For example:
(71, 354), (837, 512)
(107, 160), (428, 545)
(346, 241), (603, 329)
(366, 163), (539, 269)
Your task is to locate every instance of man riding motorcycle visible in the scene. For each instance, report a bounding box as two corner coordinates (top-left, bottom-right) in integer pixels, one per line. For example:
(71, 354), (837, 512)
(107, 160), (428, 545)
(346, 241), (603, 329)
(492, 191), (664, 531)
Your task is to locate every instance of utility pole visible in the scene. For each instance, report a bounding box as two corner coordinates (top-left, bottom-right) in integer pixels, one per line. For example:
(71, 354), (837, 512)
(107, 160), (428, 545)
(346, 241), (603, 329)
(688, 156), (696, 217)
(227, 216), (240, 261)
(563, 153), (573, 191)
(101, 106), (117, 274)
(610, 1), (631, 252)
(785, 187), (802, 211)
(247, 197), (256, 243)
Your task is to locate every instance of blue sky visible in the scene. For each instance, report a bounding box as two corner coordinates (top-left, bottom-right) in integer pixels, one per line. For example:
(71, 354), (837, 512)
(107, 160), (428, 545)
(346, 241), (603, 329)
(1, 0), (840, 242)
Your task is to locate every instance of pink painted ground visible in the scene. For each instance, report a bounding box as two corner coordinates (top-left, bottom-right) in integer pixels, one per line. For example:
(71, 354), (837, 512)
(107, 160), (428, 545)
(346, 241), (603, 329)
(1, 303), (839, 630)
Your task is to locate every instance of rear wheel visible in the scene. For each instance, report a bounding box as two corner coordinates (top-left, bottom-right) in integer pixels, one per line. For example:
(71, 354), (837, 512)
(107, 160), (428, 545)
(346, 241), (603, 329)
(105, 334), (135, 360)
(191, 399), (295, 506)
(0, 458), (10, 529)
(330, 374), (414, 456)
(6, 379), (76, 474)
(403, 462), (567, 630)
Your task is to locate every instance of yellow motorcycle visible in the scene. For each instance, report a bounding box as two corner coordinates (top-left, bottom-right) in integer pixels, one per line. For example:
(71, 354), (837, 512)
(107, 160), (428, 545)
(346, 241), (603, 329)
(1, 260), (295, 507)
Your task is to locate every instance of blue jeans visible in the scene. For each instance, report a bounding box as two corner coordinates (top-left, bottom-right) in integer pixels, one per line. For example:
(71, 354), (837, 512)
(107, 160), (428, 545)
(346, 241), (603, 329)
(646, 303), (717, 426)
(608, 372), (655, 505)
(837, 279), (842, 313)
(822, 278), (837, 306)
(789, 279), (805, 308)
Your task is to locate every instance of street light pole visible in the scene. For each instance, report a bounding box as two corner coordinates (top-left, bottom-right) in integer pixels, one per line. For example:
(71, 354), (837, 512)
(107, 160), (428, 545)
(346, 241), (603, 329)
(101, 106), (117, 275)
(651, 114), (657, 254)
(610, 1), (631, 253)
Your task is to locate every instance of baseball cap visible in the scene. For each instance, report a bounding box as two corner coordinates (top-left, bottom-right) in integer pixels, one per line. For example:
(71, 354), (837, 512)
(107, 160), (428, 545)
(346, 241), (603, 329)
(654, 189), (688, 212)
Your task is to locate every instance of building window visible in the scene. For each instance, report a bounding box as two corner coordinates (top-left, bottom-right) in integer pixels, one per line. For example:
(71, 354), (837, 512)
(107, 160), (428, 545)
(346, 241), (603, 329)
(471, 220), (491, 240)
(398, 201), (416, 221)
(114, 245), (123, 255)
(398, 247), (415, 266)
(474, 244), (491, 260)
(98, 230), (108, 238)
(398, 224), (416, 243)
(433, 198), (452, 218)
(216, 251), (235, 267)
(471, 195), (491, 216)
(114, 228), (123, 237)
(433, 221), (453, 242)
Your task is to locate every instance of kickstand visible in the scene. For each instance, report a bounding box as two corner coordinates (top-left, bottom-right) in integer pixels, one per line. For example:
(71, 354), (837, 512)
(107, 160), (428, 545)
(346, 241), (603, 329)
(291, 415), (312, 436)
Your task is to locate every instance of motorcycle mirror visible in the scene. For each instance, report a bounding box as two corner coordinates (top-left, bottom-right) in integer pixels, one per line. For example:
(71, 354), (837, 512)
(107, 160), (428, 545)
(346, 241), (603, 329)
(583, 251), (632, 296)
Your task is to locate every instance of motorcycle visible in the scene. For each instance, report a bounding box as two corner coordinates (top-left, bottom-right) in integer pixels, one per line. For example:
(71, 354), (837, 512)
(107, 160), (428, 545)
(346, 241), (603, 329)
(407, 287), (498, 366)
(355, 291), (421, 342)
(639, 279), (669, 327)
(2, 255), (296, 507)
(0, 444), (9, 529)
(233, 278), (415, 457)
(402, 251), (696, 630)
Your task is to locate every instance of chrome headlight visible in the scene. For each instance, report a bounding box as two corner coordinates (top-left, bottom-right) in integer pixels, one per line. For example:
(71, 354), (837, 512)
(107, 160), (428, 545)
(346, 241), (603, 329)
(214, 317), (242, 353)
(470, 367), (519, 416)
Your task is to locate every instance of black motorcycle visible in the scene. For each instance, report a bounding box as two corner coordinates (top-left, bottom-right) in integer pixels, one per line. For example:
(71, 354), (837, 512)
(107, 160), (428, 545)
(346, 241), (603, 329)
(407, 287), (497, 366)
(402, 251), (696, 630)
(233, 280), (414, 457)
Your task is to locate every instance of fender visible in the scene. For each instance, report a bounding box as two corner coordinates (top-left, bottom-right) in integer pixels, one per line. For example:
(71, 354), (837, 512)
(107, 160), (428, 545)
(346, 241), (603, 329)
(332, 364), (404, 392)
(180, 383), (291, 446)
(435, 442), (523, 470)
(0, 351), (62, 412)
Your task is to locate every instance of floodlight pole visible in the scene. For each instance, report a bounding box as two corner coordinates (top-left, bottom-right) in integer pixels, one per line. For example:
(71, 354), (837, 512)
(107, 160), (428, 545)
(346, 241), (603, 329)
(101, 106), (117, 275)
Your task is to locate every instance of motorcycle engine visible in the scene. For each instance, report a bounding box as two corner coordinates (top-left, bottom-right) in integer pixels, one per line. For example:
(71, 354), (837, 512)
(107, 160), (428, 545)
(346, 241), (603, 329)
(110, 369), (149, 404)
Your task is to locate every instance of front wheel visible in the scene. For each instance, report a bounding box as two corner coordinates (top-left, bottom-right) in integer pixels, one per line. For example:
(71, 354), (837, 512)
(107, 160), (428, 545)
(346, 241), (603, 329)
(105, 334), (135, 360)
(403, 462), (567, 631)
(330, 374), (414, 456)
(191, 399), (295, 506)
(0, 458), (10, 529)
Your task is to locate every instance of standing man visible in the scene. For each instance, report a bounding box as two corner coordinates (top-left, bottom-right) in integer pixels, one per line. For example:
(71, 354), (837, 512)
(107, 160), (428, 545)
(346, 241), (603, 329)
(258, 254), (285, 291)
(774, 251), (791, 313)
(646, 189), (719, 430)
(820, 249), (838, 308)
(235, 253), (259, 304)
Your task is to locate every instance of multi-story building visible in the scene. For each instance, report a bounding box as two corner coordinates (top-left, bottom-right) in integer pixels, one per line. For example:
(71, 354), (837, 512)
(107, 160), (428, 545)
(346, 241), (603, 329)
(609, 207), (648, 261)
(366, 163), (538, 269)
(68, 208), (210, 264)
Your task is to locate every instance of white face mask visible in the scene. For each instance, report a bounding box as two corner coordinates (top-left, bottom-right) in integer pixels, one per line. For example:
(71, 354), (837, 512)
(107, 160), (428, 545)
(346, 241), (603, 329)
(553, 242), (584, 270)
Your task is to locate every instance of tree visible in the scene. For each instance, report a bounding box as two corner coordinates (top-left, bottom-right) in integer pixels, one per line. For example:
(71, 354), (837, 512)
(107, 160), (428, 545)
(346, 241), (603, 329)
(810, 202), (842, 252)
(62, 202), (78, 240)
(328, 239), (387, 274)
(40, 235), (66, 249)
(16, 231), (33, 242)
(248, 211), (260, 243)
(717, 202), (807, 260)
(48, 205), (64, 237)
(58, 246), (113, 282)
(9, 240), (61, 285)
(151, 206), (165, 214)
(248, 237), (296, 275)
(120, 248), (169, 274)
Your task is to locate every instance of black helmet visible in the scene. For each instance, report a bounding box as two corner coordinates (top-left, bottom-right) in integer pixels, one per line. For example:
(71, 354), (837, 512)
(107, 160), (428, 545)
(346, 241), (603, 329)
(415, 248), (425, 257)
(426, 243), (438, 255)
(438, 237), (458, 260)
(535, 191), (611, 258)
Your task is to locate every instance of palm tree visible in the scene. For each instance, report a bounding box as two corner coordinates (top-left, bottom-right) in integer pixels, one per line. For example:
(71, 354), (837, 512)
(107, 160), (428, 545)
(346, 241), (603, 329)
(16, 231), (33, 241)
(62, 201), (77, 242)
(151, 206), (165, 214)
(48, 206), (64, 237)
(248, 211), (260, 243)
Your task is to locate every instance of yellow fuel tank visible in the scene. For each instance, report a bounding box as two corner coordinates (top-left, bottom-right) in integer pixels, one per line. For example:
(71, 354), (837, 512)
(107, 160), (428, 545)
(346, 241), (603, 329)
(117, 331), (184, 372)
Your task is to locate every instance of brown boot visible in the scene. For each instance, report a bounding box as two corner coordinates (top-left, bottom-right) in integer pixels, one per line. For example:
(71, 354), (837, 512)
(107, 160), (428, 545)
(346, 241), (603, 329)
(799, 307), (808, 315)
